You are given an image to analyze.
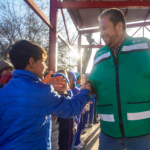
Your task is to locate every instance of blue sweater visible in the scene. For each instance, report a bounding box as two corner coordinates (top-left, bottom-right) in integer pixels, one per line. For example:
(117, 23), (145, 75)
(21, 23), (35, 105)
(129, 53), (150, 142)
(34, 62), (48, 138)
(0, 70), (90, 150)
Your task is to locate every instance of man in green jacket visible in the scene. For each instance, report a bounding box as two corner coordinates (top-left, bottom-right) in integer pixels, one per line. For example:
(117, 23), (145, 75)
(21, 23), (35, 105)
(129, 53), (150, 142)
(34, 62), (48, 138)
(89, 8), (150, 150)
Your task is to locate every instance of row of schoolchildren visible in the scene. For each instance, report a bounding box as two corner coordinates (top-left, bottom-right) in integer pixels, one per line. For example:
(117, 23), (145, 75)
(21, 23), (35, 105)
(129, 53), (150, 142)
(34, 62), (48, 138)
(49, 70), (95, 150)
(0, 40), (95, 150)
(0, 59), (95, 149)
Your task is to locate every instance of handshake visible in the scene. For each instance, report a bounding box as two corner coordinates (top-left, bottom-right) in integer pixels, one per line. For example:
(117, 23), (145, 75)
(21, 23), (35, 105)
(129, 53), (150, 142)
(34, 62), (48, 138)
(80, 81), (97, 94)
(42, 71), (96, 94)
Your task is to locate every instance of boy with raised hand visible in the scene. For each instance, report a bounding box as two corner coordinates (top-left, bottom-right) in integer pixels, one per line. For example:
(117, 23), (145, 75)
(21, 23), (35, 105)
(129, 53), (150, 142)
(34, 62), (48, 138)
(52, 73), (74, 150)
(0, 40), (91, 150)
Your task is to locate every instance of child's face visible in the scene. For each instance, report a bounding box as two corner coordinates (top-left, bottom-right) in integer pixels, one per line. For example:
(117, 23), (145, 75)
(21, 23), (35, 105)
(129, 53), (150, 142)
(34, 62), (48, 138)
(80, 76), (85, 85)
(32, 58), (47, 80)
(68, 74), (74, 89)
(54, 78), (69, 94)
(77, 75), (85, 85)
(0, 67), (12, 77)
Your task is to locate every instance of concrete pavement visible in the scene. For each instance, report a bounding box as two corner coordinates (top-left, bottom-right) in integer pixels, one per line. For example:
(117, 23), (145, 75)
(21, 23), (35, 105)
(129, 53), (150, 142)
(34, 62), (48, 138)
(80, 123), (100, 150)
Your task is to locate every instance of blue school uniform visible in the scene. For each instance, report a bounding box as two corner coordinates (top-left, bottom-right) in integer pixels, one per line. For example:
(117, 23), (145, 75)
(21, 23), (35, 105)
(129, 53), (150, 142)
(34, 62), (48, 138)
(0, 70), (91, 150)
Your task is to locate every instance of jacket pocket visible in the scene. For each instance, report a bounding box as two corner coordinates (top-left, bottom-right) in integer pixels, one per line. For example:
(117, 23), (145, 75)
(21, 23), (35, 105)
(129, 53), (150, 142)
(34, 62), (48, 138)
(127, 101), (150, 134)
(96, 104), (114, 122)
(96, 104), (118, 137)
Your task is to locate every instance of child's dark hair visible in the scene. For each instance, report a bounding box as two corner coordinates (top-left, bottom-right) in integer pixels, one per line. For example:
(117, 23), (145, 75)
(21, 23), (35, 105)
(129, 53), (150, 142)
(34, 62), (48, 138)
(9, 40), (47, 69)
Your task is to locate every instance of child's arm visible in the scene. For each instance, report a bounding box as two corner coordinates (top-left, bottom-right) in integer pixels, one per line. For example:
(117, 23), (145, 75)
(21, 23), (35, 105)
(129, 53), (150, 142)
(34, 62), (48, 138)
(47, 82), (91, 119)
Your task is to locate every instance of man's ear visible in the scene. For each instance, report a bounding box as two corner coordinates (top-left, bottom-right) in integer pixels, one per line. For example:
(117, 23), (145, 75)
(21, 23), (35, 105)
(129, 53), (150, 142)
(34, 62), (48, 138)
(117, 22), (123, 32)
(28, 57), (35, 68)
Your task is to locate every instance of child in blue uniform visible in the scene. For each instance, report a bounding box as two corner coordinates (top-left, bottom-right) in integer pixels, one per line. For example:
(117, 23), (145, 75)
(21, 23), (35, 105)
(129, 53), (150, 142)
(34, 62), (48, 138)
(0, 40), (92, 150)
(52, 73), (74, 150)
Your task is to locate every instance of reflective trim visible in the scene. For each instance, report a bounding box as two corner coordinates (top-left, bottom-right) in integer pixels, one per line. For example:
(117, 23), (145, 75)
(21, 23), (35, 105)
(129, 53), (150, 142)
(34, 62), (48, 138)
(122, 43), (149, 52)
(127, 110), (150, 120)
(98, 114), (115, 122)
(94, 52), (110, 65)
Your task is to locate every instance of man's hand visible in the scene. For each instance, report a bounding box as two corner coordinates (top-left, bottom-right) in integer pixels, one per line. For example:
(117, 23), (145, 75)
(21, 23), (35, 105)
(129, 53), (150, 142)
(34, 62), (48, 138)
(42, 71), (65, 87)
(80, 82), (92, 91)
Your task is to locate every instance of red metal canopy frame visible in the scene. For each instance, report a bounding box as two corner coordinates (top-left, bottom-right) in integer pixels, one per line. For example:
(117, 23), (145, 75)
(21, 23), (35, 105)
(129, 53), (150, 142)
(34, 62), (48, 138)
(24, 0), (150, 73)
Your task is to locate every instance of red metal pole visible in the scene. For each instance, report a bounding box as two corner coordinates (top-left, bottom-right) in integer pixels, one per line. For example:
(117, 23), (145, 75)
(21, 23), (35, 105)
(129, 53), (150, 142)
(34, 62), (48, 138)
(83, 34), (99, 45)
(125, 8), (128, 18)
(24, 0), (55, 30)
(61, 9), (70, 44)
(49, 0), (58, 72)
(72, 35), (79, 45)
(78, 34), (82, 73)
(144, 9), (150, 21)
(57, 1), (150, 9)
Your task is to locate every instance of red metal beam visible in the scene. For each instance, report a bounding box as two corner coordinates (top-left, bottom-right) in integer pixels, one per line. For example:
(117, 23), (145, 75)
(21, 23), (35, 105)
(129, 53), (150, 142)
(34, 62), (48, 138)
(127, 21), (150, 28)
(125, 9), (128, 18)
(61, 9), (70, 44)
(79, 28), (99, 34)
(81, 45), (104, 48)
(83, 34), (99, 45)
(57, 1), (150, 9)
(132, 26), (142, 37)
(24, 0), (55, 30)
(79, 21), (150, 34)
(144, 9), (150, 21)
(58, 32), (74, 51)
(67, 9), (79, 31)
(75, 10), (84, 29)
(72, 35), (79, 45)
(78, 35), (82, 73)
(49, 0), (58, 72)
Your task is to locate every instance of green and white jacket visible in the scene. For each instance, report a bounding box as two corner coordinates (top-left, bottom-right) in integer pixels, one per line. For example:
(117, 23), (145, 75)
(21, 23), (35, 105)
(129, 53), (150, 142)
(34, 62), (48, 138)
(89, 36), (150, 138)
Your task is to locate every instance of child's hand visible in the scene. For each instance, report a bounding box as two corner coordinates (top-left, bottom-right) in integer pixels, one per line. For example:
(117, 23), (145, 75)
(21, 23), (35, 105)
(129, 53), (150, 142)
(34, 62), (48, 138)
(89, 101), (93, 104)
(42, 71), (65, 87)
(74, 128), (77, 134)
(80, 82), (91, 91)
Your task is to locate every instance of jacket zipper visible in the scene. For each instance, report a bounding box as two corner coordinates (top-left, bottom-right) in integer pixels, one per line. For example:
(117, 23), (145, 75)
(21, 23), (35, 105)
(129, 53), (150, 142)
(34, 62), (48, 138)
(113, 58), (124, 136)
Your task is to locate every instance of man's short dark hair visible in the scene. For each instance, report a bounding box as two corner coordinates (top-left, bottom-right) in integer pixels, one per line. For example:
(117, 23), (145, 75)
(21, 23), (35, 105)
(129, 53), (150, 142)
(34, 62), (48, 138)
(9, 40), (47, 69)
(98, 8), (126, 31)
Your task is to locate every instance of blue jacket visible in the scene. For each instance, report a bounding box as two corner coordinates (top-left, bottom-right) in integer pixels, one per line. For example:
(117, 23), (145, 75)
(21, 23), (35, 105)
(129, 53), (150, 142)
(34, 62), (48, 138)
(0, 70), (90, 150)
(67, 71), (79, 95)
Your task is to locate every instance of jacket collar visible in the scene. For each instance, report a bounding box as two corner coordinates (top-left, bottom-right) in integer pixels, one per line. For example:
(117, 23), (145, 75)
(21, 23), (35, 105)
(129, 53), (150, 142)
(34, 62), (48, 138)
(13, 69), (40, 82)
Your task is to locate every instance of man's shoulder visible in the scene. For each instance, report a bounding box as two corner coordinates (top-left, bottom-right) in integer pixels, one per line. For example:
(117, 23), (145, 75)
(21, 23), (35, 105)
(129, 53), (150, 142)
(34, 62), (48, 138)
(127, 36), (148, 44)
(94, 46), (110, 60)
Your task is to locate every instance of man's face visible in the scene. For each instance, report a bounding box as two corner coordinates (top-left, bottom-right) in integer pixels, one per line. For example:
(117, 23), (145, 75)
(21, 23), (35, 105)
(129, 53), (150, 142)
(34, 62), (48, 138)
(0, 67), (12, 77)
(54, 78), (69, 94)
(99, 15), (119, 47)
(33, 58), (47, 80)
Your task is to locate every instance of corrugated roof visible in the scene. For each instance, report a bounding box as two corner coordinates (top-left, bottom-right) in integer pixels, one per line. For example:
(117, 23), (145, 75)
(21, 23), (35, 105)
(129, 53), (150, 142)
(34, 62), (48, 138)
(66, 0), (150, 29)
